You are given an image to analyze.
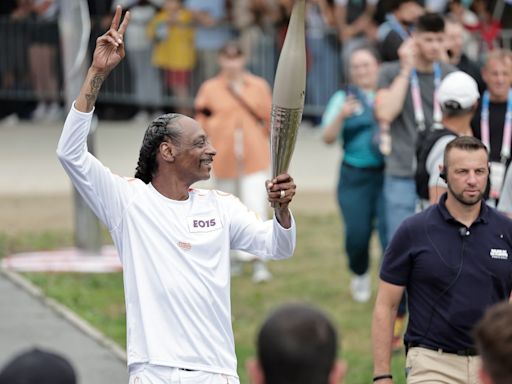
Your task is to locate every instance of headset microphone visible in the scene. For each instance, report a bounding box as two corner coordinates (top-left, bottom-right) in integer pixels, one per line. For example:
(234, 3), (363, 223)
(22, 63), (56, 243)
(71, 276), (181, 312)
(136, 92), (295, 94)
(440, 167), (447, 182)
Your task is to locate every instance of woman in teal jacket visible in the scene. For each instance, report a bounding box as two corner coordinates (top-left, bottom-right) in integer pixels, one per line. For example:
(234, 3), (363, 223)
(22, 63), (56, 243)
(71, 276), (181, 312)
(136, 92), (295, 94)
(321, 45), (386, 303)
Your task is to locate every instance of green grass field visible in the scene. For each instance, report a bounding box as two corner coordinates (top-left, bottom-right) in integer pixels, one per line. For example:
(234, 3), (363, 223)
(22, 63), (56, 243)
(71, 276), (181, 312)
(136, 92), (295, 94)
(1, 213), (405, 383)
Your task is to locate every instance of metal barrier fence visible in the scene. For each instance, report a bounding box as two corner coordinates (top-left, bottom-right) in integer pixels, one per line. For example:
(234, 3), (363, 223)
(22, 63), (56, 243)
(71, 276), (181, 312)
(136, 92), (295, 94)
(3, 14), (511, 120)
(0, 15), (342, 119)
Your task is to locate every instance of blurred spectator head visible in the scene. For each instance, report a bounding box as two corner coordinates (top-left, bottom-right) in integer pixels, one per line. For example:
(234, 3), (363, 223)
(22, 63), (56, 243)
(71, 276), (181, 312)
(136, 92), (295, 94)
(349, 45), (381, 90)
(164, 0), (182, 12)
(448, 0), (472, 15)
(413, 12), (446, 62)
(0, 348), (76, 384)
(247, 303), (346, 384)
(414, 11), (445, 33)
(482, 50), (512, 101)
(389, 0), (424, 26)
(444, 16), (465, 63)
(438, 71), (479, 117)
(474, 302), (512, 384)
(218, 40), (247, 76)
(471, 0), (493, 20)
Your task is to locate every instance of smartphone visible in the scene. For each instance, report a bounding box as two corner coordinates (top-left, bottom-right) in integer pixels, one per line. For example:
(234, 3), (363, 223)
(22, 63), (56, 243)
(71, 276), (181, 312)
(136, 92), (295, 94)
(346, 85), (363, 116)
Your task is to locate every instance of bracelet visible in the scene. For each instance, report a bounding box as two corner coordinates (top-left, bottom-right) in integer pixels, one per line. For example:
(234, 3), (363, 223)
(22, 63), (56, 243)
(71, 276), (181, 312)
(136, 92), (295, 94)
(373, 374), (393, 382)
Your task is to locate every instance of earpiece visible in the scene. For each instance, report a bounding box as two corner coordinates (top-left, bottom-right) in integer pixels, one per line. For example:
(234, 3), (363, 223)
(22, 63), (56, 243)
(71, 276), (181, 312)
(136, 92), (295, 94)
(440, 167), (447, 182)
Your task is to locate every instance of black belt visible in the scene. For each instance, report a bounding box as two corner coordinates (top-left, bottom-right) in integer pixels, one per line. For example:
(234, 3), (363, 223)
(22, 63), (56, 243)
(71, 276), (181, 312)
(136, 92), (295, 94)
(408, 343), (478, 356)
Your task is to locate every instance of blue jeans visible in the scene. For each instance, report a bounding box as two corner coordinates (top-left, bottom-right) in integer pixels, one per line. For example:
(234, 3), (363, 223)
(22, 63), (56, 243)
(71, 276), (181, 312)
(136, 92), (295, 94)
(337, 163), (387, 276)
(384, 175), (417, 243)
(383, 175), (417, 315)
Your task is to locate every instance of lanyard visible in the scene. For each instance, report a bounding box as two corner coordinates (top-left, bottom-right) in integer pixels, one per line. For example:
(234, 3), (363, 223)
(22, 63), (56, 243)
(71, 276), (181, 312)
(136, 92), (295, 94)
(481, 89), (512, 162)
(410, 63), (442, 131)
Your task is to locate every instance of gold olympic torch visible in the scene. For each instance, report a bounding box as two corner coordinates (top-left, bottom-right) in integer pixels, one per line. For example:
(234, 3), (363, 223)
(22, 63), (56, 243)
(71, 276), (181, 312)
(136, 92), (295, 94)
(271, 0), (306, 180)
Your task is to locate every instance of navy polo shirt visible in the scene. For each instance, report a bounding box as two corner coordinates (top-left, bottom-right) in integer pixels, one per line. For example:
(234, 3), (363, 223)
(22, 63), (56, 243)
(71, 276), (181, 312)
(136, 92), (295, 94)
(381, 193), (512, 351)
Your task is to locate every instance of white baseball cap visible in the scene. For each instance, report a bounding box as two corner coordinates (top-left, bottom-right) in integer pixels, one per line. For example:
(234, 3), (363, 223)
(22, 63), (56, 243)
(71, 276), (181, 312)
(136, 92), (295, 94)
(438, 71), (480, 111)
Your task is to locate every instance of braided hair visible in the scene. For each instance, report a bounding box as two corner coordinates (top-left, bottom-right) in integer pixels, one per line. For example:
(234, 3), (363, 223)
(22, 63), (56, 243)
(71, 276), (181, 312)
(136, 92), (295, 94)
(134, 114), (183, 184)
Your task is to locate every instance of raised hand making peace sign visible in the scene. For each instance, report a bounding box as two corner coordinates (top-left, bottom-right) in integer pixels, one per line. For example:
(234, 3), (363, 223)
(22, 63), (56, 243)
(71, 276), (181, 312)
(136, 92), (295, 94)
(75, 6), (130, 112)
(92, 5), (130, 74)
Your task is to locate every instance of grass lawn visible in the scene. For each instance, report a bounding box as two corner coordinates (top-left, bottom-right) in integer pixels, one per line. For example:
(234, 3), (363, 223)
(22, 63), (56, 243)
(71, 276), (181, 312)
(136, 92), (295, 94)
(1, 213), (405, 383)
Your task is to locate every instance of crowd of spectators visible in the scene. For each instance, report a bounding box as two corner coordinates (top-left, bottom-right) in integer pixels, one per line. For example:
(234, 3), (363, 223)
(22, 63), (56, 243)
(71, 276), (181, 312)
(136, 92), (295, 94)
(0, 0), (511, 123)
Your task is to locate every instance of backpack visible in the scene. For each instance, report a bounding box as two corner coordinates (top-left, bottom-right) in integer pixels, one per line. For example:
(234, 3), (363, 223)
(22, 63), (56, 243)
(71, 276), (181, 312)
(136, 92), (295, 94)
(415, 127), (455, 200)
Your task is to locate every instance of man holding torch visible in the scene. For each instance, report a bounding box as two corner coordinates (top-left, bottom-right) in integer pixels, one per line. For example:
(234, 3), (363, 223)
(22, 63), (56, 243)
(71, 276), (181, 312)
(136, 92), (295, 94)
(57, 5), (300, 383)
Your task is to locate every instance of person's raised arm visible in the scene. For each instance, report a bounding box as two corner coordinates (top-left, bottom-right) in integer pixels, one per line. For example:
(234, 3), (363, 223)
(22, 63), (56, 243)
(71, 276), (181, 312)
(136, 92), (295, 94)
(372, 280), (405, 384)
(57, 6), (132, 231)
(75, 5), (130, 113)
(322, 95), (360, 144)
(334, 3), (351, 42)
(375, 39), (415, 123)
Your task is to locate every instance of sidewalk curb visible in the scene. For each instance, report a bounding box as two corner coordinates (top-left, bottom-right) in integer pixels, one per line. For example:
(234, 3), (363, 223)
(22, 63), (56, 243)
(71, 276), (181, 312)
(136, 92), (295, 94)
(0, 267), (127, 364)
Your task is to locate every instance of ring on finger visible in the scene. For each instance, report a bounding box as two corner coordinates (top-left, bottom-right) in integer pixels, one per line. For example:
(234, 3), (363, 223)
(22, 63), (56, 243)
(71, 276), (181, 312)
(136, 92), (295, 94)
(280, 190), (285, 199)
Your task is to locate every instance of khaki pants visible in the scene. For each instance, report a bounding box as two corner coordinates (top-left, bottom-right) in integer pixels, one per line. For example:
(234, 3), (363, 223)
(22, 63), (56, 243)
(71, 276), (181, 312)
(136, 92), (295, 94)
(406, 347), (482, 384)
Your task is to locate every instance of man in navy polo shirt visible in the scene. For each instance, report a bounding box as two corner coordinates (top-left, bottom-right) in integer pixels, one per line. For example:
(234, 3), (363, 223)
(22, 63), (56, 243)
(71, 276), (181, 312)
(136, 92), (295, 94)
(372, 136), (512, 384)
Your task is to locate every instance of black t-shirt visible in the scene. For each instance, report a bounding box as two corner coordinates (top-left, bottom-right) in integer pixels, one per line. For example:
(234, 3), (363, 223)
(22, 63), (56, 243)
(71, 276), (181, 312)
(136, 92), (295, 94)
(381, 194), (512, 350)
(471, 100), (509, 165)
(378, 29), (403, 63)
(346, 0), (366, 24)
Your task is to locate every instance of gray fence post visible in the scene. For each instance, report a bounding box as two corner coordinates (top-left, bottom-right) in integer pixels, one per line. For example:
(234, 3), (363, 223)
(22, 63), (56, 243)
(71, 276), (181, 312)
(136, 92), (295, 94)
(60, 0), (102, 253)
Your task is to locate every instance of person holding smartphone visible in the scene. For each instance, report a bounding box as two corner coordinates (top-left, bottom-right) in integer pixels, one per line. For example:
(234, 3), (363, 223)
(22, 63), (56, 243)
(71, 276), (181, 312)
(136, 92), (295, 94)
(321, 45), (386, 303)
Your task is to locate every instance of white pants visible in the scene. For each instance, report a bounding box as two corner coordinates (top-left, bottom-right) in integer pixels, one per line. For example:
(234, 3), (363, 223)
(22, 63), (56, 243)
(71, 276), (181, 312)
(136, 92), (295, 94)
(215, 171), (269, 221)
(129, 364), (240, 384)
(215, 171), (269, 261)
(215, 171), (269, 262)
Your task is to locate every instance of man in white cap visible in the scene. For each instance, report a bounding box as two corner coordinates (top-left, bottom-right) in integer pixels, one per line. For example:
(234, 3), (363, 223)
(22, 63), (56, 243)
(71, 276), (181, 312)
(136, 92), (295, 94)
(415, 70), (480, 206)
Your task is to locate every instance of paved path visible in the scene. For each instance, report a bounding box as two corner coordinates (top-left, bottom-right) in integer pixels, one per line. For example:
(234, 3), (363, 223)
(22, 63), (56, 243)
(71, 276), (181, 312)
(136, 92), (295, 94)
(0, 269), (128, 383)
(0, 118), (340, 196)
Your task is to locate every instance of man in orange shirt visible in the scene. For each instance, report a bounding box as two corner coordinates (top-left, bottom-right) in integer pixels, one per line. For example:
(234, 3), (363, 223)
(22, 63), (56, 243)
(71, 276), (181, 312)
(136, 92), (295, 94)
(195, 40), (273, 283)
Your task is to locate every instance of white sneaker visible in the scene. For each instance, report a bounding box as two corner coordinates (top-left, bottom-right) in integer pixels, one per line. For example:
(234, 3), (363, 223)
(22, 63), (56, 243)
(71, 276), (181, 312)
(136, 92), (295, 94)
(350, 273), (371, 303)
(252, 261), (272, 283)
(45, 102), (61, 122)
(0, 113), (19, 127)
(132, 110), (150, 122)
(32, 102), (47, 120)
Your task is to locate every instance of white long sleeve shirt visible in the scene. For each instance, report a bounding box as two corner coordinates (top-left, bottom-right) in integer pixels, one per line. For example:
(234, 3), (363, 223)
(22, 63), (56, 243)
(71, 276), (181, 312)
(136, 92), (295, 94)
(56, 105), (296, 377)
